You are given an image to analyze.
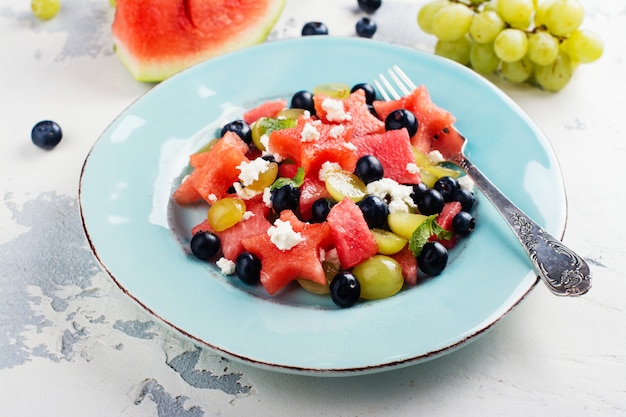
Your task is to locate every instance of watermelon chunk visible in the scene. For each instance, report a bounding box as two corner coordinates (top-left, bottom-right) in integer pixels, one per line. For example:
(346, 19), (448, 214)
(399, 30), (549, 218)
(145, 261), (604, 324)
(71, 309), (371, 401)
(241, 210), (333, 295)
(243, 99), (288, 125)
(390, 246), (418, 286)
(313, 90), (385, 138)
(192, 196), (272, 261)
(326, 198), (378, 269)
(350, 128), (420, 184)
(373, 85), (456, 153)
(111, 0), (287, 82)
(299, 177), (331, 221)
(173, 131), (250, 204)
(429, 201), (462, 249)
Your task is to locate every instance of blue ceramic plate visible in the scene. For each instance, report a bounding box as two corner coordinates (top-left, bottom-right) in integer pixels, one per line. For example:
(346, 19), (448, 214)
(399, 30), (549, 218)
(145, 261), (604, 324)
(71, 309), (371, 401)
(79, 37), (566, 375)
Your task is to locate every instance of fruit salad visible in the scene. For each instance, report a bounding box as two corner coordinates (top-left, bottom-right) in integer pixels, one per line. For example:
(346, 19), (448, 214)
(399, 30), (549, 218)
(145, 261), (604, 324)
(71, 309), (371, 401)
(172, 82), (477, 308)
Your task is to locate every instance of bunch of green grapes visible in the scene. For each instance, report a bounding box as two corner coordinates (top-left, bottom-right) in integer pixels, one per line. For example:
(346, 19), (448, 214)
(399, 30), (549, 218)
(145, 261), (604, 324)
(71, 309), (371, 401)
(417, 0), (603, 91)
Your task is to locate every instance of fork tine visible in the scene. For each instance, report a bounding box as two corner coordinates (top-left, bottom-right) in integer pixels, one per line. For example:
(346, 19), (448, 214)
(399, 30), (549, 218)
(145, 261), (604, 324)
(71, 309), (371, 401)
(375, 65), (417, 101)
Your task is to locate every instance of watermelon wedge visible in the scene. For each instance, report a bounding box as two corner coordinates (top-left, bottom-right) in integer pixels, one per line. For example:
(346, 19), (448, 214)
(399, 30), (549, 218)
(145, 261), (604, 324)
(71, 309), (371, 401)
(112, 0), (287, 82)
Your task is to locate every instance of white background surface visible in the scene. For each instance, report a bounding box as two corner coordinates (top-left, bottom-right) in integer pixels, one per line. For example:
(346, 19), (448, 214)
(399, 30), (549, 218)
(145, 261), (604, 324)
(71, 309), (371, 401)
(1, 0), (624, 416)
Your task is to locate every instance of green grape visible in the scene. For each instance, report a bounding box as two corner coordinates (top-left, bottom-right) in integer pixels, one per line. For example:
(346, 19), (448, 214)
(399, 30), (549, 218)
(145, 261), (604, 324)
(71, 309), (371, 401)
(431, 3), (474, 42)
(493, 28), (528, 63)
(534, 0), (556, 27)
(417, 0), (448, 35)
(207, 197), (246, 232)
(470, 42), (501, 74)
(371, 229), (408, 255)
(31, 0), (61, 20)
(544, 0), (584, 36)
(469, 10), (505, 44)
(534, 51), (574, 91)
(352, 255), (404, 300)
(324, 170), (367, 203)
(388, 212), (429, 240)
(501, 56), (534, 83)
(313, 83), (351, 99)
(496, 0), (534, 29)
(527, 31), (559, 66)
(434, 37), (472, 65)
(562, 29), (604, 63)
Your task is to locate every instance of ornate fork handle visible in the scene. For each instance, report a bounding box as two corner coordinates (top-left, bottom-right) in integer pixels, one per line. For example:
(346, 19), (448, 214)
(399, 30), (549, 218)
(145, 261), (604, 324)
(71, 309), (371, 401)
(454, 154), (592, 296)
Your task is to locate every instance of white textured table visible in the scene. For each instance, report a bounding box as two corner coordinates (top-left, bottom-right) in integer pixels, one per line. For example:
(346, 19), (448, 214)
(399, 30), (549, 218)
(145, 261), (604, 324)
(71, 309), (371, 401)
(1, 1), (624, 415)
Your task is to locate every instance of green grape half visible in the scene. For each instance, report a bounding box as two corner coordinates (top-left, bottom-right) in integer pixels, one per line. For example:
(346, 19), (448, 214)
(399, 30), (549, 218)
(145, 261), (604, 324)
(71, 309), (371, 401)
(352, 255), (404, 300)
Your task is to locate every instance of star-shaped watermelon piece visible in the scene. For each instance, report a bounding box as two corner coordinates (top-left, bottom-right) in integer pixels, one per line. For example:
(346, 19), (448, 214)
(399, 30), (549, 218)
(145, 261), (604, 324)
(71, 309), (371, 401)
(241, 210), (333, 295)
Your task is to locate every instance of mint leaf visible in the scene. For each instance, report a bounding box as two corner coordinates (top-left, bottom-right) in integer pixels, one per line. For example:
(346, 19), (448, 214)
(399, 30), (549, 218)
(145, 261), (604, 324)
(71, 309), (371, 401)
(408, 215), (453, 257)
(270, 167), (305, 190)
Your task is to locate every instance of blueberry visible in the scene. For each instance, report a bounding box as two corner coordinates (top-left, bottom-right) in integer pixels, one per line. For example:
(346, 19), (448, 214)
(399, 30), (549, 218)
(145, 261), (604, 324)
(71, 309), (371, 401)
(453, 188), (475, 212)
(190, 231), (220, 260)
(330, 271), (361, 308)
(311, 198), (333, 223)
(271, 184), (300, 214)
(358, 195), (389, 229)
(351, 83), (377, 104)
(220, 120), (252, 144)
(417, 241), (448, 276)
(357, 0), (382, 14)
(356, 17), (377, 38)
(433, 176), (460, 203)
(355, 155), (384, 184)
(290, 90), (316, 115)
(417, 188), (445, 215)
(302, 21), (329, 36)
(385, 109), (418, 137)
(235, 252), (262, 285)
(31, 120), (62, 149)
(411, 182), (428, 205)
(452, 211), (476, 236)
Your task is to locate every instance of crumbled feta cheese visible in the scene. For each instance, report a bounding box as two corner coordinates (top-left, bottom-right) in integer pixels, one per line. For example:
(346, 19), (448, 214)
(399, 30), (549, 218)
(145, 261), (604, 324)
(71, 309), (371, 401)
(366, 178), (416, 213)
(318, 161), (342, 181)
(302, 110), (311, 119)
(216, 257), (236, 275)
(343, 141), (357, 151)
(242, 211), (255, 221)
(301, 121), (321, 142)
(457, 175), (475, 193)
(267, 219), (303, 251)
(260, 134), (270, 152)
(427, 150), (445, 164)
(237, 157), (271, 186)
(233, 182), (261, 200)
(321, 97), (351, 122)
(207, 193), (218, 204)
(262, 187), (273, 208)
(329, 124), (345, 138)
(406, 163), (420, 175)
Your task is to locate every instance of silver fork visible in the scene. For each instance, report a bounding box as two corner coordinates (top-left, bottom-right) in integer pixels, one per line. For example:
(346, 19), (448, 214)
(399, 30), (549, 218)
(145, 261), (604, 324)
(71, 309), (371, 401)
(375, 65), (591, 297)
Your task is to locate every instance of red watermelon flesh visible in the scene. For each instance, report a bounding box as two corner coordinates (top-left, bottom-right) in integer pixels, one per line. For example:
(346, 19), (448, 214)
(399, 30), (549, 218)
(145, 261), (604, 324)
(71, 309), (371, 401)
(391, 246), (418, 286)
(429, 201), (462, 249)
(172, 131), (249, 204)
(192, 196), (272, 261)
(350, 128), (420, 184)
(326, 198), (379, 269)
(243, 99), (288, 125)
(299, 177), (331, 221)
(241, 210), (333, 295)
(111, 0), (287, 82)
(313, 90), (385, 138)
(372, 85), (456, 153)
